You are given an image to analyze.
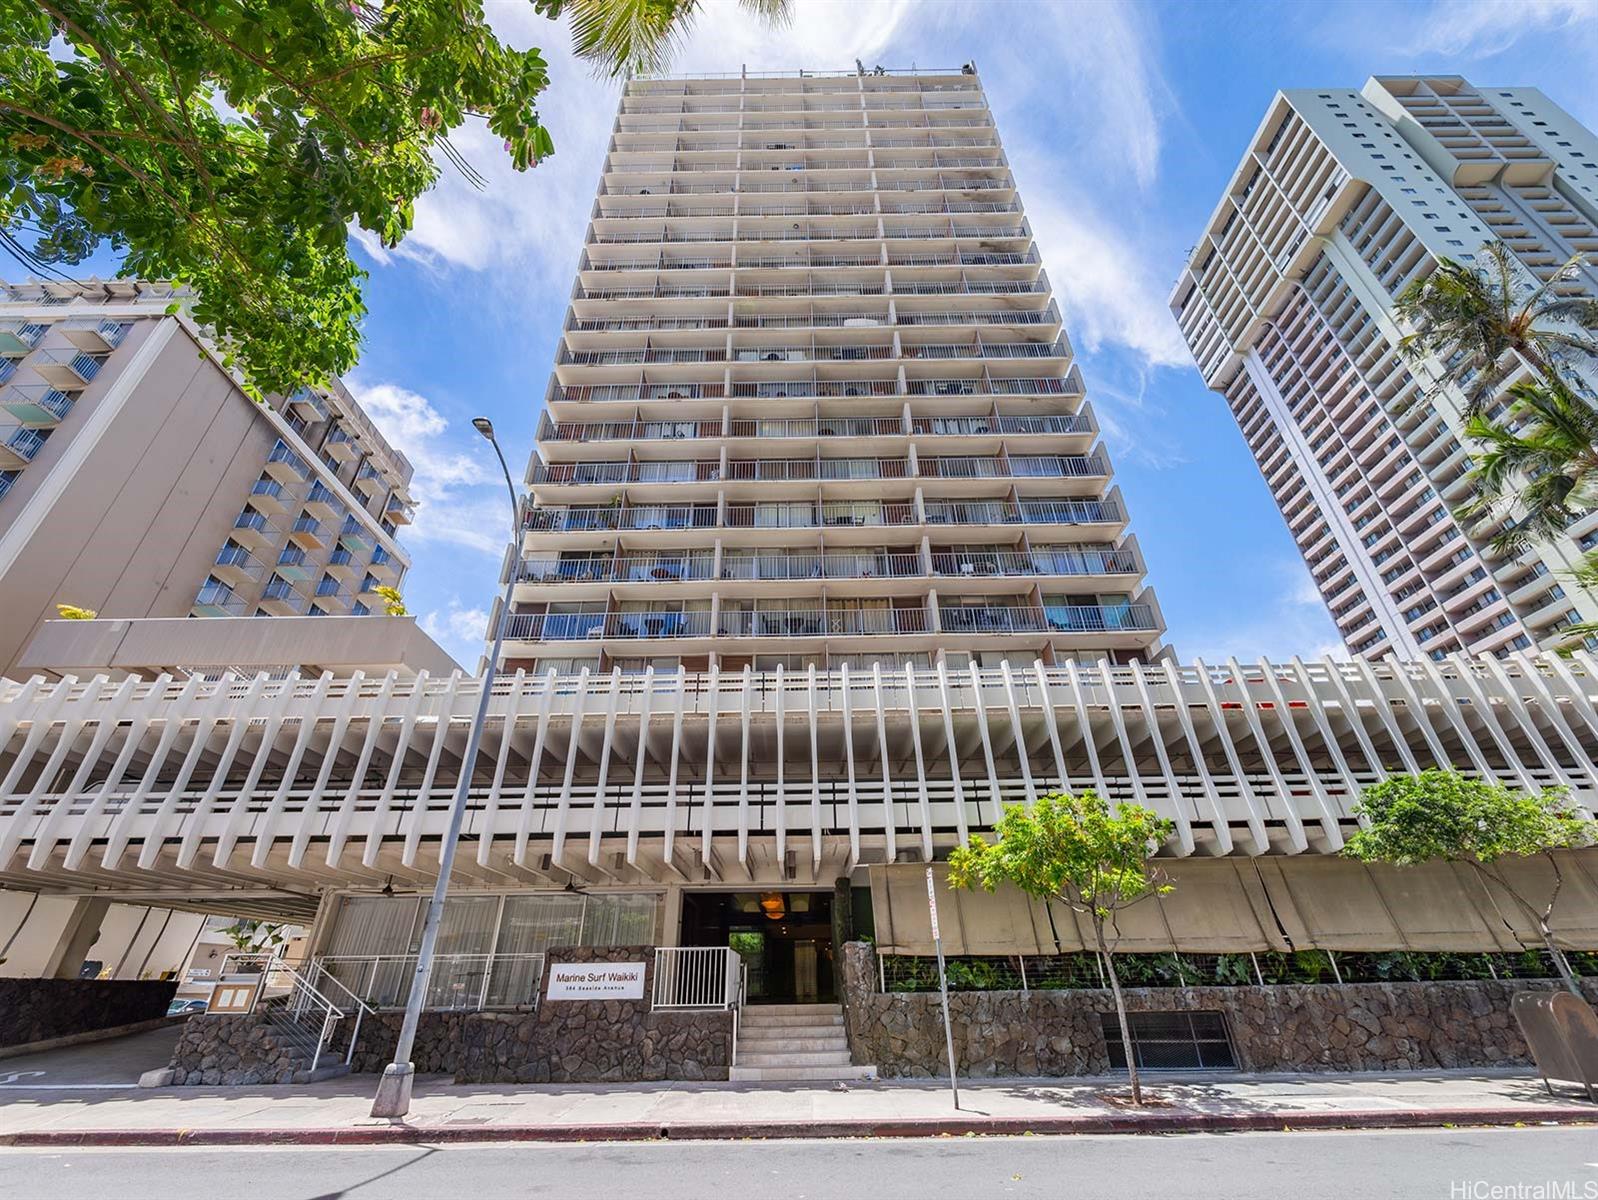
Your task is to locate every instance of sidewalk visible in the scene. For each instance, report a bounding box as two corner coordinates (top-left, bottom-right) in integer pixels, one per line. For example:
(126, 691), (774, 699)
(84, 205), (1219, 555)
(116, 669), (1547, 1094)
(1, 1068), (1593, 1145)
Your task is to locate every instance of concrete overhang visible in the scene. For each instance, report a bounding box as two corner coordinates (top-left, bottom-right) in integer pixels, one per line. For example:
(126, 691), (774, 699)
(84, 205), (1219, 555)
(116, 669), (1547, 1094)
(10, 615), (462, 681)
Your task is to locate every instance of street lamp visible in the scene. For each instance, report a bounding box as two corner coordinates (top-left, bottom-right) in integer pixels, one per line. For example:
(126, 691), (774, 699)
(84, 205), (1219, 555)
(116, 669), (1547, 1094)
(370, 416), (521, 1119)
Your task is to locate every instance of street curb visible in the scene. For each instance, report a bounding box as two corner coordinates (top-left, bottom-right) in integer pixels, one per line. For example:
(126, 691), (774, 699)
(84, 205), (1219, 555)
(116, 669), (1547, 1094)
(3, 1106), (1594, 1146)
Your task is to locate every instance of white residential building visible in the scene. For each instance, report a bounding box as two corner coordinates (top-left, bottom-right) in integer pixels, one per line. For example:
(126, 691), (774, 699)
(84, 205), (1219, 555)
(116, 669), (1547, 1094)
(1171, 75), (1598, 662)
(494, 65), (1166, 674)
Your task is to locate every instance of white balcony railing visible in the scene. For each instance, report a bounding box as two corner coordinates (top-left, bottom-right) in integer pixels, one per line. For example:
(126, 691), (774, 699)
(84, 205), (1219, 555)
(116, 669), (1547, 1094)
(652, 946), (743, 1011)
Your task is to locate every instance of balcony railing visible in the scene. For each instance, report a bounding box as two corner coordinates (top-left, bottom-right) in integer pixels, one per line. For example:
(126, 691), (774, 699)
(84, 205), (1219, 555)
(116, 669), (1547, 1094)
(550, 374), (1077, 406)
(521, 497), (1122, 534)
(501, 610), (714, 641)
(2, 427), (48, 462)
(718, 606), (930, 637)
(931, 547), (1139, 577)
(720, 551), (924, 581)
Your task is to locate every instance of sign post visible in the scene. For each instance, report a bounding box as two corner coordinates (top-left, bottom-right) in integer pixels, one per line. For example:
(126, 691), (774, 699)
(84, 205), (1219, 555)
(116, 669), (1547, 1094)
(926, 866), (960, 1110)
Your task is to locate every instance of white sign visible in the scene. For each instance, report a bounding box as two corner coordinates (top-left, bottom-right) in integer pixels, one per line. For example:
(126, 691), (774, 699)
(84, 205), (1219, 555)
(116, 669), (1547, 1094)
(926, 867), (941, 940)
(546, 961), (647, 1001)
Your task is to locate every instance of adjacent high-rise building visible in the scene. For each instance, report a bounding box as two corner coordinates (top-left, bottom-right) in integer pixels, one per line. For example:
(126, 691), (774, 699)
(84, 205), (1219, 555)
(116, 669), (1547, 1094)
(1171, 75), (1598, 661)
(0, 278), (415, 675)
(496, 65), (1165, 674)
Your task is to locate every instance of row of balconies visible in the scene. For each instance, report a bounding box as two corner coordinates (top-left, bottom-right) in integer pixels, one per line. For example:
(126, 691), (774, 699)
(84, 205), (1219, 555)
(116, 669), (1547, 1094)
(555, 339), (1062, 367)
(566, 305), (1055, 335)
(528, 454), (1106, 487)
(579, 248), (1040, 273)
(611, 134), (996, 153)
(501, 600), (1154, 644)
(596, 200), (1021, 220)
(549, 374), (1080, 404)
(522, 496), (1122, 534)
(575, 276), (1047, 303)
(605, 174), (1010, 198)
(620, 96), (985, 116)
(586, 222), (1028, 246)
(536, 412), (1091, 444)
(516, 545), (1140, 586)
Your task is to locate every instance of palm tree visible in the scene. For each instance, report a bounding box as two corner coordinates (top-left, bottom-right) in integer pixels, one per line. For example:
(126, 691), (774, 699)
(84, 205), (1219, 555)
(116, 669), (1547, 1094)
(1456, 376), (1598, 554)
(543, 0), (794, 78)
(1394, 241), (1598, 413)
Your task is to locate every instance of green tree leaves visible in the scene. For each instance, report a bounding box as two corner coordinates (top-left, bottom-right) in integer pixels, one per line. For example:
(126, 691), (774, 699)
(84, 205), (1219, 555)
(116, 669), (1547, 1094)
(0, 1), (556, 397)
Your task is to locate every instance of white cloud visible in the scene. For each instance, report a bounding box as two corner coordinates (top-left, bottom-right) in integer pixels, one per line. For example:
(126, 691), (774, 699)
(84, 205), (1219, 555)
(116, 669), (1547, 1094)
(1015, 166), (1192, 368)
(1404, 0), (1596, 57)
(345, 379), (510, 556)
(1179, 558), (1346, 664)
(420, 598), (491, 670)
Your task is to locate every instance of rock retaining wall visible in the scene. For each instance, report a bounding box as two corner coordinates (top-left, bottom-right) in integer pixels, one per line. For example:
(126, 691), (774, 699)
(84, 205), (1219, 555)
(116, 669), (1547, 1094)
(348, 946), (732, 1084)
(167, 1014), (310, 1086)
(0, 979), (177, 1049)
(839, 942), (1598, 1077)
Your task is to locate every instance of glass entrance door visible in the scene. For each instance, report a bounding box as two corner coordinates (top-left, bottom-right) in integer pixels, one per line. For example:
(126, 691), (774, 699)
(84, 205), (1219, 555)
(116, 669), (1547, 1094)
(680, 891), (835, 1004)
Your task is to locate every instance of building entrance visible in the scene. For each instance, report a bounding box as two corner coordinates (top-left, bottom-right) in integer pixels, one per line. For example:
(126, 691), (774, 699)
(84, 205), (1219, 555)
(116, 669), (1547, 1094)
(679, 891), (835, 1004)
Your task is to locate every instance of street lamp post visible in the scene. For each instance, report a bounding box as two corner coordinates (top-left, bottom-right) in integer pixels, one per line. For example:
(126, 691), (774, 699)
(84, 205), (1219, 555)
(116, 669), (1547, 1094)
(370, 417), (521, 1119)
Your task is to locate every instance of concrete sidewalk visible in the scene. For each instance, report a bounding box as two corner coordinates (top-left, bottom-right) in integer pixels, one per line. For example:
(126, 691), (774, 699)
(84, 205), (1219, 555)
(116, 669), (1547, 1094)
(0, 1069), (1593, 1144)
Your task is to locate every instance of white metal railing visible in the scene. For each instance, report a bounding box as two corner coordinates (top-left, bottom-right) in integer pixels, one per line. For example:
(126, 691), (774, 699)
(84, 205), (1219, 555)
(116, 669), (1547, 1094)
(315, 952), (547, 1011)
(220, 952), (369, 1073)
(652, 946), (744, 1010)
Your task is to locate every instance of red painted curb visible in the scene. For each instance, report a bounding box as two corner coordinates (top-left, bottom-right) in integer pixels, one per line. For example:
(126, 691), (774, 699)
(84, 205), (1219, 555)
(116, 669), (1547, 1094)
(1, 1106), (1593, 1147)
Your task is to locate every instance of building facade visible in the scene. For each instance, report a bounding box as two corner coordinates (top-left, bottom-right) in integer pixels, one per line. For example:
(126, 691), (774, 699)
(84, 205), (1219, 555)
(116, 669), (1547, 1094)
(1171, 75), (1598, 662)
(0, 279), (416, 676)
(495, 65), (1165, 675)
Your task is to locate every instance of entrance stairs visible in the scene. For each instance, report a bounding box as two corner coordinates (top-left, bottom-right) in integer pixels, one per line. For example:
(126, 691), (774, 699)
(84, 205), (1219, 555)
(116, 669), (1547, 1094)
(729, 1003), (878, 1082)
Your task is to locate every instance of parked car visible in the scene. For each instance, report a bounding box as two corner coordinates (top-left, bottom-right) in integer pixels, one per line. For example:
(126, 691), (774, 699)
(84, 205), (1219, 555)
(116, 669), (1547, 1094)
(167, 999), (209, 1016)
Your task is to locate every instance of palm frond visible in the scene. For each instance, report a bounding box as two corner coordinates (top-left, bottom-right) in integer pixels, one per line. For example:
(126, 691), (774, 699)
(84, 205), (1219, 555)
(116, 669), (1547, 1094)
(564, 0), (696, 78)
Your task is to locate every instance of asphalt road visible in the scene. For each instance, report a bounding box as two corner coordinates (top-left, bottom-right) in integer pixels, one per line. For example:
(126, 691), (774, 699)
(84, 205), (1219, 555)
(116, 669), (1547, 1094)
(3, 1127), (1597, 1199)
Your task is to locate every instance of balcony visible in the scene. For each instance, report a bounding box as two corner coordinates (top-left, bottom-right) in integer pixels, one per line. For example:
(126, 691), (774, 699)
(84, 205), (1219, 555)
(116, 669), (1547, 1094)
(368, 546), (401, 582)
(265, 440), (311, 484)
(192, 580), (249, 618)
(285, 387), (329, 422)
(304, 481), (342, 521)
(0, 385), (74, 426)
(59, 318), (130, 352)
(0, 426), (48, 468)
(931, 547), (1138, 578)
(326, 548), (361, 582)
(231, 507), (277, 550)
(721, 551), (924, 581)
(210, 543), (265, 588)
(939, 602), (1155, 635)
(339, 518), (375, 557)
(323, 426), (359, 462)
(354, 462), (385, 496)
(502, 609), (714, 642)
(0, 321), (48, 355)
(32, 349), (104, 389)
(289, 515), (331, 550)
(274, 548), (316, 583)
(385, 495), (415, 525)
(249, 477), (290, 514)
(259, 576), (306, 616)
(718, 606), (930, 637)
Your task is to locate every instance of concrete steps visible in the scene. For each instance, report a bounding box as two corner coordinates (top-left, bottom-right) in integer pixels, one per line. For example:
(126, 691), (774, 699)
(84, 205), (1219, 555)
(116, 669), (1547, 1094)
(729, 1003), (878, 1083)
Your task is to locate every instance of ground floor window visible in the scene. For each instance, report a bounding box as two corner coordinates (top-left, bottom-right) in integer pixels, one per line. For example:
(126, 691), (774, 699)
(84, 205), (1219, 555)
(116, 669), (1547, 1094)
(317, 891), (659, 1009)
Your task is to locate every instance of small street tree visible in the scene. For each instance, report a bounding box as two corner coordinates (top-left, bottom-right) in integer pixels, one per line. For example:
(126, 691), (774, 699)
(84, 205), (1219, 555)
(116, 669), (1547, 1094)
(1343, 770), (1598, 996)
(947, 790), (1175, 1105)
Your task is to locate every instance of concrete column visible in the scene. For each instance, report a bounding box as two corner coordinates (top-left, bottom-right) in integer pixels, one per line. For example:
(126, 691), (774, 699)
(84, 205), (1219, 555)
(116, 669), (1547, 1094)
(659, 885), (683, 947)
(43, 897), (111, 979)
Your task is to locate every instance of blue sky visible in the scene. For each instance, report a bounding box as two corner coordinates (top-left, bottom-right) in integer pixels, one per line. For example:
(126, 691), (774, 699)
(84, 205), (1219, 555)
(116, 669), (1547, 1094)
(339, 0), (1598, 668)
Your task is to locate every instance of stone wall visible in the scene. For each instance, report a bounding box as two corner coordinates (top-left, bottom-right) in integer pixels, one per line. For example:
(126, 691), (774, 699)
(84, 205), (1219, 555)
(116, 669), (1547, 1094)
(839, 942), (1598, 1077)
(167, 1014), (309, 1086)
(0, 979), (177, 1049)
(347, 946), (732, 1084)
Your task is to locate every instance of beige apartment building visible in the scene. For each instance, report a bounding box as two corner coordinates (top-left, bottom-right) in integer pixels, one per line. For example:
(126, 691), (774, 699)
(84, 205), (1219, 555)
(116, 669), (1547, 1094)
(494, 65), (1166, 674)
(0, 279), (416, 676)
(1172, 75), (1598, 662)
